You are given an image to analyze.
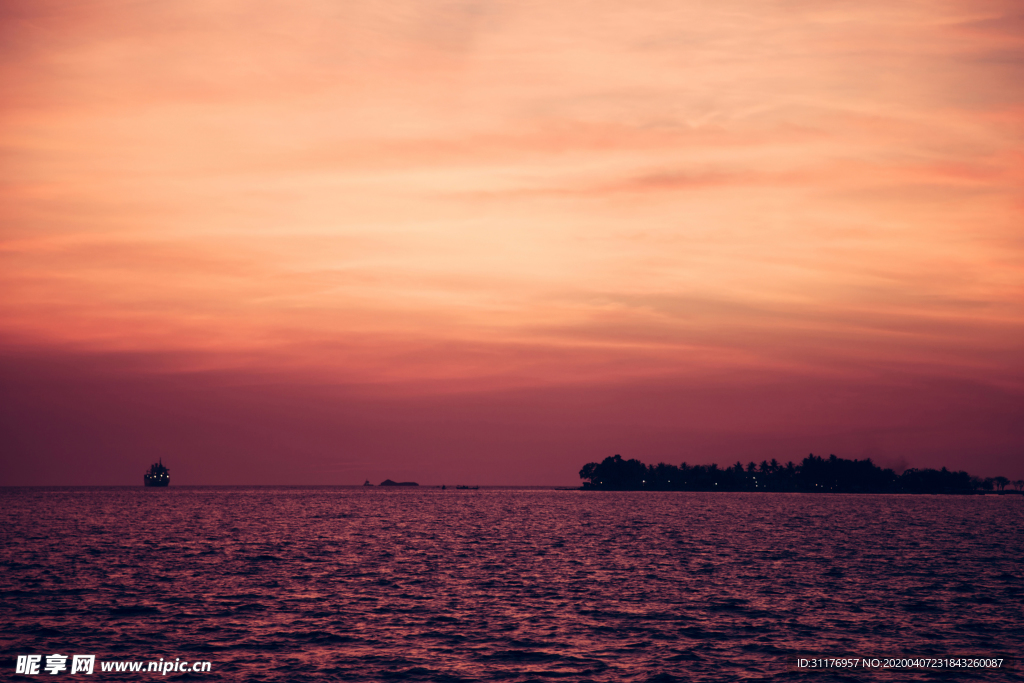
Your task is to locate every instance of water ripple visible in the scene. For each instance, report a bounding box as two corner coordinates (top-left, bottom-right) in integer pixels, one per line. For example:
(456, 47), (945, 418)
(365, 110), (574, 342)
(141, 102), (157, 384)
(1, 488), (1021, 681)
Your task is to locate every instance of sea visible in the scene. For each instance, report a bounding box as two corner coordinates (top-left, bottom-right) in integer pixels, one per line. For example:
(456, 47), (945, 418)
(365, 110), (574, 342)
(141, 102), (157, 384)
(2, 487), (1021, 681)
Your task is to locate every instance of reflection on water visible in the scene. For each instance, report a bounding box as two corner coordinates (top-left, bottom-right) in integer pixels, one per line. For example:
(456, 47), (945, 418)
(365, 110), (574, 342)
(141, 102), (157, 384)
(2, 488), (1021, 681)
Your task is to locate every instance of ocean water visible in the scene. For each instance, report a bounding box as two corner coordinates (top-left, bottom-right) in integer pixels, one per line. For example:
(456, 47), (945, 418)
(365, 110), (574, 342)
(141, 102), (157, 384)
(1, 488), (1021, 681)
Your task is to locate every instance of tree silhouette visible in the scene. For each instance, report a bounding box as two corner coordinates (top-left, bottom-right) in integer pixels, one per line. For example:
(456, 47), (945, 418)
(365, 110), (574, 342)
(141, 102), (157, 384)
(577, 453), (1003, 494)
(579, 462), (598, 483)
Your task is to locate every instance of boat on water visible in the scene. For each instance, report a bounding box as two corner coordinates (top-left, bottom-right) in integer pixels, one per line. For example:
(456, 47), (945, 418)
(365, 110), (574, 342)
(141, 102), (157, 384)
(144, 459), (170, 487)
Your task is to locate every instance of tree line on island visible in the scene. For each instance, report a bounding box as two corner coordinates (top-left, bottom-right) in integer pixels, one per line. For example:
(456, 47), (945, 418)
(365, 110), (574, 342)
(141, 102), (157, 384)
(579, 454), (1022, 494)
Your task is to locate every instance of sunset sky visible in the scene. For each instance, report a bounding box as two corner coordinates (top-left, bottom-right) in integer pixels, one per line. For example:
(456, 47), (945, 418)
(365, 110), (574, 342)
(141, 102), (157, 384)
(2, 0), (1022, 485)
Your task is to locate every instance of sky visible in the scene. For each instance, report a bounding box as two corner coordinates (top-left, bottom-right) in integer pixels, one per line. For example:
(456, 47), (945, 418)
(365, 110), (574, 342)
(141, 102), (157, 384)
(1, 0), (1022, 485)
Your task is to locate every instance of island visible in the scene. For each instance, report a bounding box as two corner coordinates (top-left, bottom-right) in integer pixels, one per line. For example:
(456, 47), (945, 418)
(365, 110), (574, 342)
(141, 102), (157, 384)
(379, 479), (419, 486)
(579, 454), (1021, 494)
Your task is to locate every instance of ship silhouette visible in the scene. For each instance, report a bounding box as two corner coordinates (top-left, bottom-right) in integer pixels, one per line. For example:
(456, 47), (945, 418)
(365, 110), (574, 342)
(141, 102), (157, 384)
(144, 459), (170, 487)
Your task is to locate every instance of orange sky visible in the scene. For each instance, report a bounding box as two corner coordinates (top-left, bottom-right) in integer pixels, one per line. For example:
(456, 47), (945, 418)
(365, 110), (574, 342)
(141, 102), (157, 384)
(1, 0), (1022, 484)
